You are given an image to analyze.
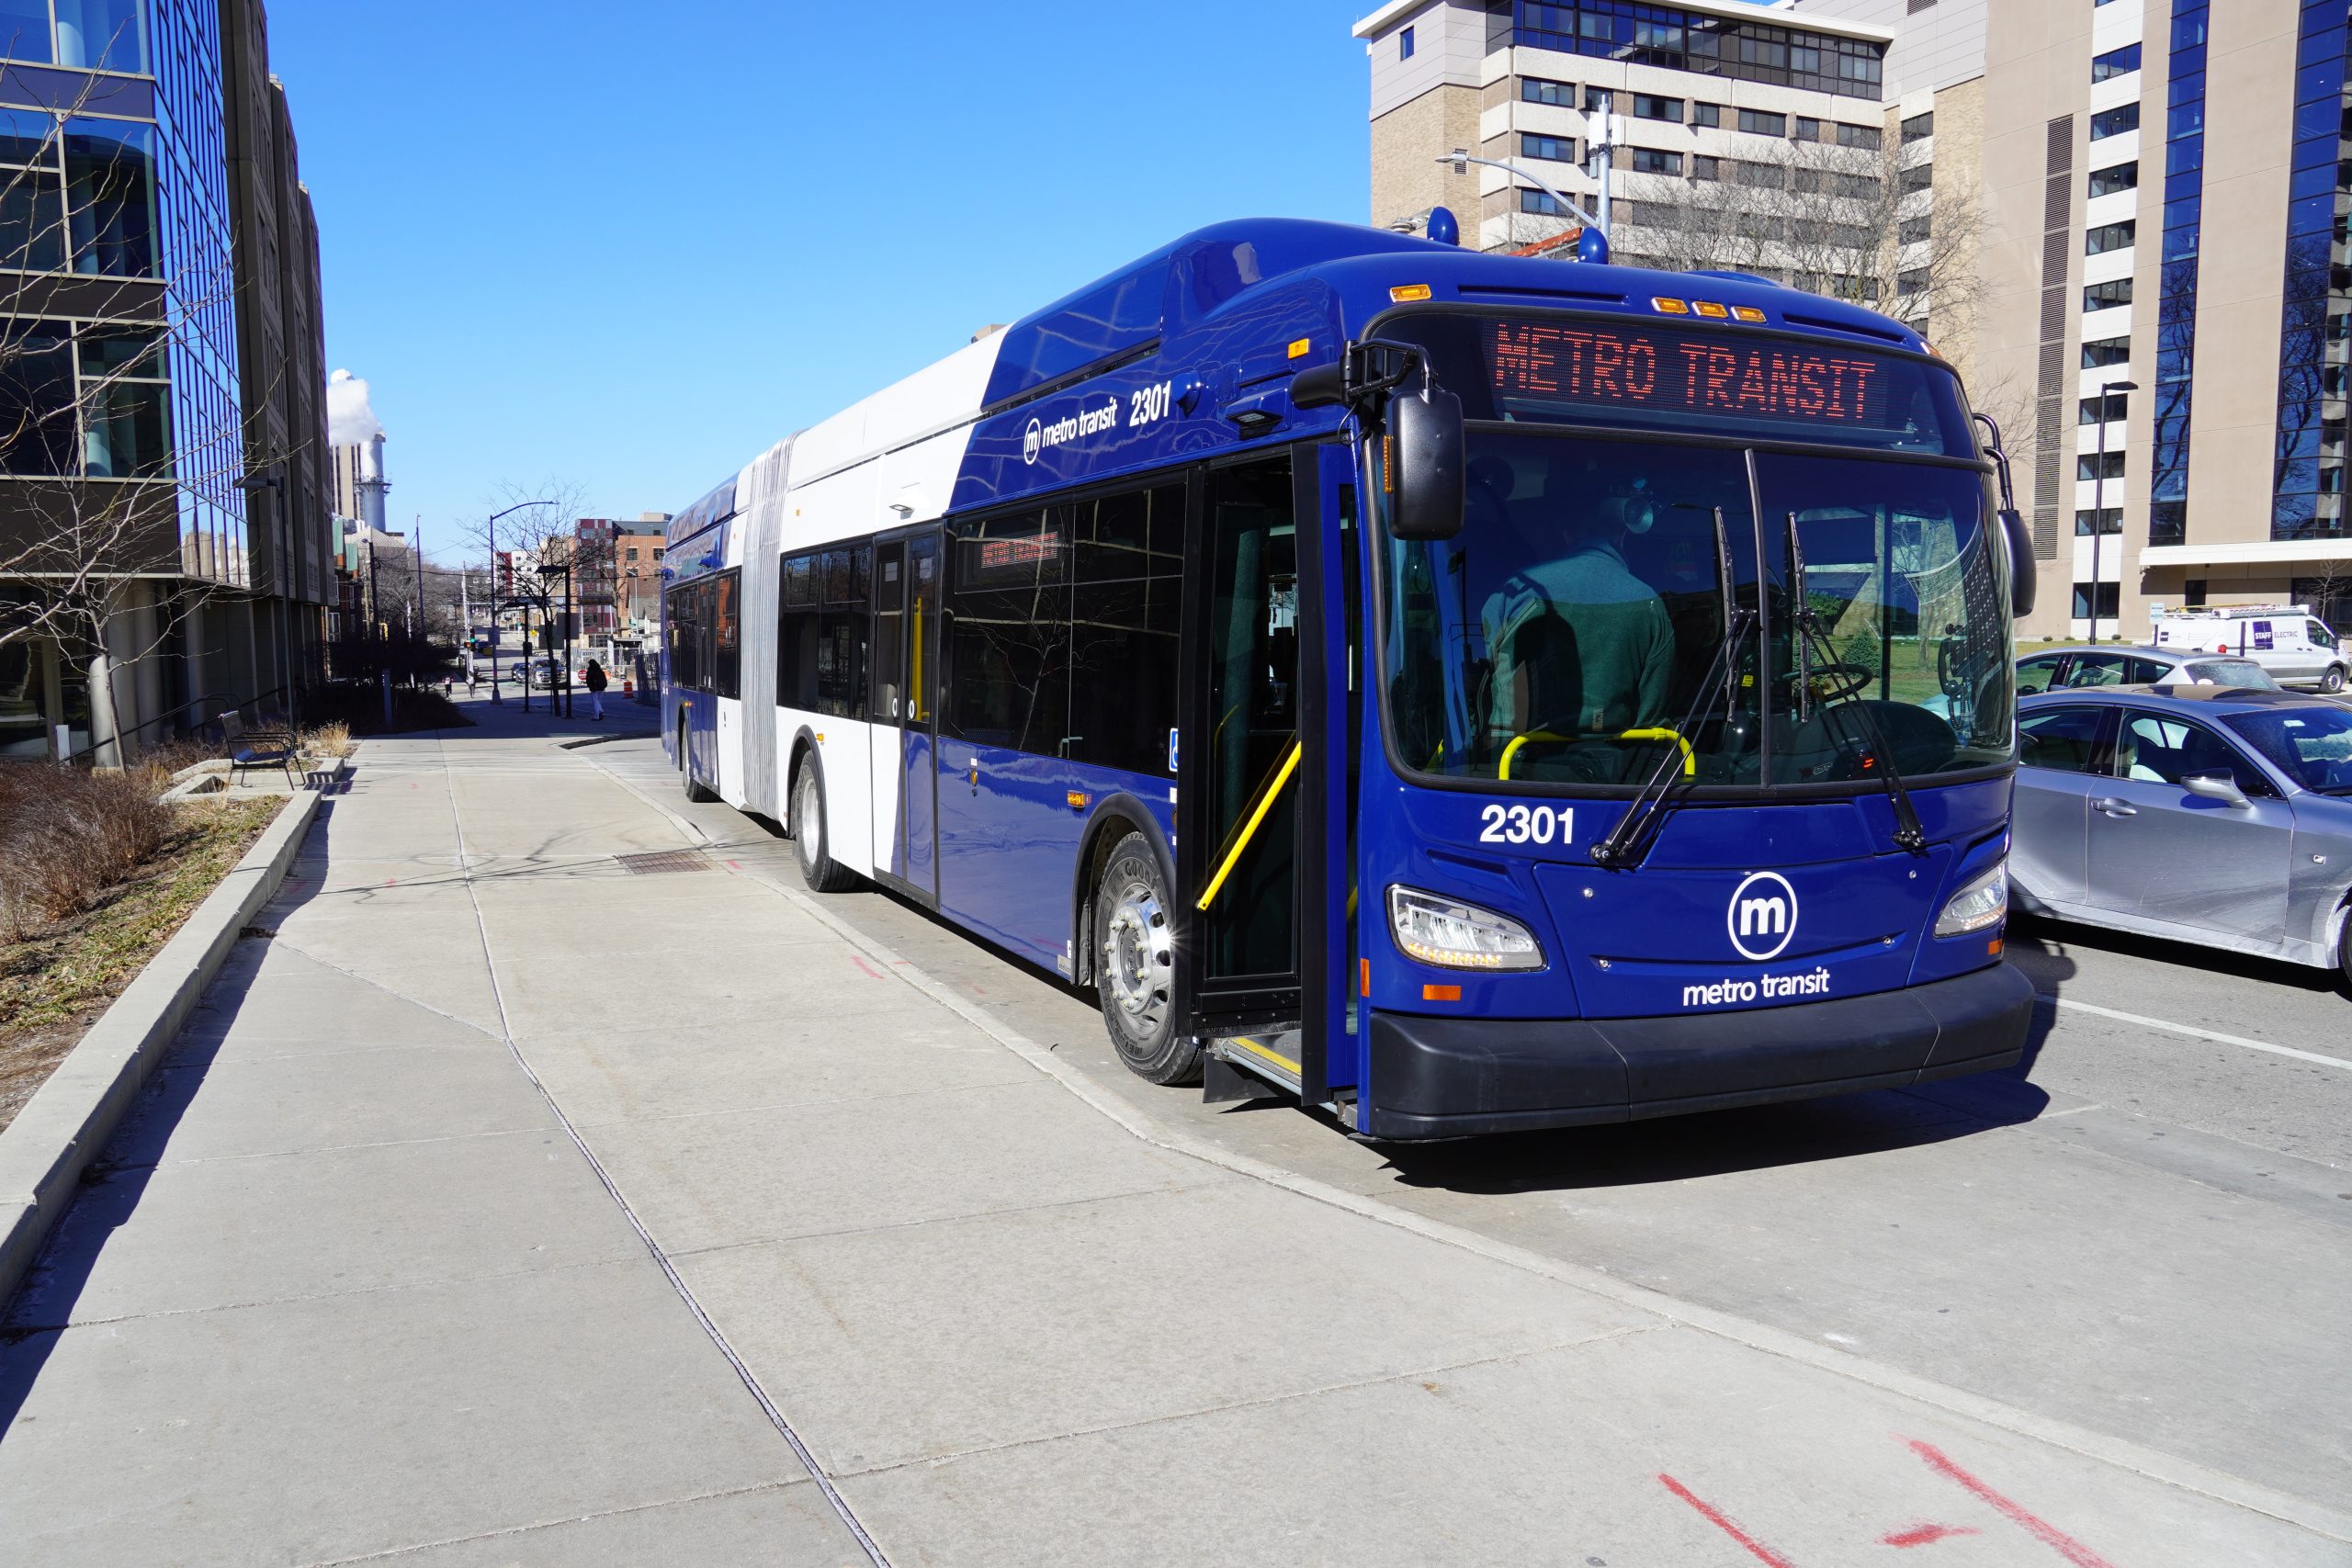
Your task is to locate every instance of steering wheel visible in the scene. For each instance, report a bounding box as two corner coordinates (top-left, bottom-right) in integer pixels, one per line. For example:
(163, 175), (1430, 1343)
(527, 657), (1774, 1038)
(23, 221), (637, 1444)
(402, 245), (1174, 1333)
(1778, 662), (1874, 705)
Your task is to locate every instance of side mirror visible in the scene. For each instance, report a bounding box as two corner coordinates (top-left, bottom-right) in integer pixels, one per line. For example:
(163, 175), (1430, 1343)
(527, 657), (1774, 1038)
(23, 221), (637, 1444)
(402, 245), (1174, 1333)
(1289, 362), (1346, 410)
(1998, 507), (2037, 617)
(2180, 771), (2251, 808)
(1387, 381), (1465, 541)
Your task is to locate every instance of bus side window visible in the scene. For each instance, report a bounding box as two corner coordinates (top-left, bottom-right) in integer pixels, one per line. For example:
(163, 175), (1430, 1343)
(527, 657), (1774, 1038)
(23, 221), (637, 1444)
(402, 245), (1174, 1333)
(1069, 482), (1184, 774)
(779, 554), (819, 711)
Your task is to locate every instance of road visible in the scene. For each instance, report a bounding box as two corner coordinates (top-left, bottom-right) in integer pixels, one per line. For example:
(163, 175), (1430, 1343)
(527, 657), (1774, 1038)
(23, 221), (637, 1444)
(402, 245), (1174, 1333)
(604, 740), (2352, 1516)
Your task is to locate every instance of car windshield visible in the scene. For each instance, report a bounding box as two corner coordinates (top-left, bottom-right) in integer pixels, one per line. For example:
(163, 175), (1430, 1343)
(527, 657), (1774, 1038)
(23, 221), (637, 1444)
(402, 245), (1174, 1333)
(1375, 432), (2013, 789)
(2222, 707), (2352, 793)
(2184, 658), (2279, 688)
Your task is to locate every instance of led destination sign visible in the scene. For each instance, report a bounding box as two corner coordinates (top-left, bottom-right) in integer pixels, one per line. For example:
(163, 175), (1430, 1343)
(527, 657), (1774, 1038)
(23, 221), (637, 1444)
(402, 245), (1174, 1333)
(1487, 321), (1893, 431)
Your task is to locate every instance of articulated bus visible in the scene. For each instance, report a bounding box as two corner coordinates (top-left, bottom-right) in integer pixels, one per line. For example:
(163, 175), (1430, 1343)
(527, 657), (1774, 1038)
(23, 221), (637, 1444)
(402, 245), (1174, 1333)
(662, 218), (2037, 1140)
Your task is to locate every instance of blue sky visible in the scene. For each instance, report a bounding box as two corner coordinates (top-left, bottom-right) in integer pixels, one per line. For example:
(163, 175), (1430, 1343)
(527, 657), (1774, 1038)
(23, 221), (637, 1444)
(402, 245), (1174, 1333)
(269, 0), (1380, 556)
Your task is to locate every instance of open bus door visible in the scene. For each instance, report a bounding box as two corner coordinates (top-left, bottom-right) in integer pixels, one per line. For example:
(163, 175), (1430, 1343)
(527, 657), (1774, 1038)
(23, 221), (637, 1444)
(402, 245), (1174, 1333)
(1179, 447), (1351, 1118)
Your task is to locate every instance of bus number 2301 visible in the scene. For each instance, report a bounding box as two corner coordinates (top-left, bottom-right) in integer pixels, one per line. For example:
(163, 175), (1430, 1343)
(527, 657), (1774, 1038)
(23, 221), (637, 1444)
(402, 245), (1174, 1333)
(1478, 803), (1571, 846)
(1129, 381), (1174, 428)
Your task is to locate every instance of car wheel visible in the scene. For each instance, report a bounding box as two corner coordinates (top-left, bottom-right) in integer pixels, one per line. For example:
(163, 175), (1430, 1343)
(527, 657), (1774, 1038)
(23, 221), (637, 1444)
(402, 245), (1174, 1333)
(791, 761), (857, 892)
(2324, 665), (2347, 694)
(1093, 832), (1200, 1085)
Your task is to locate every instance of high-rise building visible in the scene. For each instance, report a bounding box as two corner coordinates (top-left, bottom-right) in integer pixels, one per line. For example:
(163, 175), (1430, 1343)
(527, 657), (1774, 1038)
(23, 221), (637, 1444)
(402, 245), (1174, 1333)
(1977, 0), (2352, 637)
(1357, 2), (1988, 356)
(0, 0), (333, 761)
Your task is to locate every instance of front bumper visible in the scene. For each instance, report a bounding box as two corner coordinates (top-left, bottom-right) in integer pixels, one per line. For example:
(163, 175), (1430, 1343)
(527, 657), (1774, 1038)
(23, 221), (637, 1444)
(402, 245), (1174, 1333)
(1364, 961), (2034, 1141)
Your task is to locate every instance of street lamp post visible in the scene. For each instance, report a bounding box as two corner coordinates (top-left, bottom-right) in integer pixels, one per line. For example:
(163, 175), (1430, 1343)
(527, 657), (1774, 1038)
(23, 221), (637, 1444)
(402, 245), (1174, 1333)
(2087, 378), (2138, 645)
(481, 499), (549, 705)
(1437, 140), (1611, 254)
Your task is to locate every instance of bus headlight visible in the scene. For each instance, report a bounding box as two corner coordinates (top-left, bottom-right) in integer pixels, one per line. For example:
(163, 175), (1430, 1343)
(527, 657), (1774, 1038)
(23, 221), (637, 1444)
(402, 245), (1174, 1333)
(1933, 860), (2008, 938)
(1387, 886), (1544, 970)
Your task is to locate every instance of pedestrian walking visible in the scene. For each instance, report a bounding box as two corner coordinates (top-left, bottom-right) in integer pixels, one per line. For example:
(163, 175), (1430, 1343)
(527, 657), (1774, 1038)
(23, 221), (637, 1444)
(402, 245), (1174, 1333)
(584, 658), (607, 721)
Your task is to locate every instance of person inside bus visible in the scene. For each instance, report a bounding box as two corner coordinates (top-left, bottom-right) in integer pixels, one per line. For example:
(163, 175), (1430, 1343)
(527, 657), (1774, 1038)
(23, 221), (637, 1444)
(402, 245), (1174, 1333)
(1478, 457), (1676, 757)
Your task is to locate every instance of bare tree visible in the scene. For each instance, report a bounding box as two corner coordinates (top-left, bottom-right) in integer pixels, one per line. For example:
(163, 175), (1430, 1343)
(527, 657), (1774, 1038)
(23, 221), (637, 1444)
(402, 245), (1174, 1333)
(465, 481), (610, 714)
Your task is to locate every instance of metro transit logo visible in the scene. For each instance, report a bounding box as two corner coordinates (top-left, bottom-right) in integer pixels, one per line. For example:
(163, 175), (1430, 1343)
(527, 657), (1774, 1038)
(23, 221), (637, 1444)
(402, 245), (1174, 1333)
(1726, 871), (1798, 961)
(1023, 419), (1043, 465)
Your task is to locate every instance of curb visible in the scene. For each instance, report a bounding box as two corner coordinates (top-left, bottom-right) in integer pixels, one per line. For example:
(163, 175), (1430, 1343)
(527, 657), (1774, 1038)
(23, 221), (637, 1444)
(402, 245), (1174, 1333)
(0, 775), (331, 1308)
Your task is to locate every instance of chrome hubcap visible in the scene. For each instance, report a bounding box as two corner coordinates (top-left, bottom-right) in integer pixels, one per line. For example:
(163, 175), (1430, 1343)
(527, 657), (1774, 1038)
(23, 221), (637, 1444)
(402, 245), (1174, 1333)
(1102, 884), (1172, 1032)
(797, 774), (820, 863)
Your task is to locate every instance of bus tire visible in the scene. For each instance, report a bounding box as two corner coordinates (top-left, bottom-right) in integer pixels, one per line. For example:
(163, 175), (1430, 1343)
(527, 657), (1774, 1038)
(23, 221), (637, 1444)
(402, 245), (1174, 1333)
(1094, 831), (1199, 1085)
(680, 718), (717, 804)
(791, 759), (857, 893)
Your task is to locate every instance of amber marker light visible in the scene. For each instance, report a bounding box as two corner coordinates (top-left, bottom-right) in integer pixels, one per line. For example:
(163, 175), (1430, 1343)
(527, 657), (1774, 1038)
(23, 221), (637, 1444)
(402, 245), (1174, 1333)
(1731, 306), (1767, 323)
(1423, 984), (1463, 1002)
(1287, 338), (1311, 358)
(1390, 284), (1433, 302)
(1693, 300), (1730, 319)
(1066, 791), (1091, 810)
(1651, 296), (1690, 314)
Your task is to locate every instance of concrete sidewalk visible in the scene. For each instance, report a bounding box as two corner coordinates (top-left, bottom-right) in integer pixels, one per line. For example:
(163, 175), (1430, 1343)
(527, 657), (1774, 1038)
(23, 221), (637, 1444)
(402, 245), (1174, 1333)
(1, 699), (2340, 1566)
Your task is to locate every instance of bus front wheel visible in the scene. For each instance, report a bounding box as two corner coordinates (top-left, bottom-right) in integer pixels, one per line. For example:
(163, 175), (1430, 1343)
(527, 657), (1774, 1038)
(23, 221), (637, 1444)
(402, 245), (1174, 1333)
(1094, 832), (1199, 1085)
(791, 761), (857, 893)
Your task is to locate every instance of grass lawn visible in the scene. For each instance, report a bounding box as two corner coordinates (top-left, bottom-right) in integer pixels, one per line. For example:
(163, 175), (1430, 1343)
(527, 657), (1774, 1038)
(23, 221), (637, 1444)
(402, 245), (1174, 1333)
(0, 795), (281, 1134)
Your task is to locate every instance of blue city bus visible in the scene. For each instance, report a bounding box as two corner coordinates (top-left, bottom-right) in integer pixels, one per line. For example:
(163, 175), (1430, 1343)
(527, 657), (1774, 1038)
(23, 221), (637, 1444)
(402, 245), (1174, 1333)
(661, 218), (2036, 1139)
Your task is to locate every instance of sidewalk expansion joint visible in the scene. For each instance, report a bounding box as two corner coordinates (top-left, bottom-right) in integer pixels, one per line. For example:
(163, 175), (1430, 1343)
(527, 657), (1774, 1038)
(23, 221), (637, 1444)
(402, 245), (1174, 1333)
(301, 1480), (810, 1567)
(436, 732), (899, 1568)
(827, 1325), (1667, 1483)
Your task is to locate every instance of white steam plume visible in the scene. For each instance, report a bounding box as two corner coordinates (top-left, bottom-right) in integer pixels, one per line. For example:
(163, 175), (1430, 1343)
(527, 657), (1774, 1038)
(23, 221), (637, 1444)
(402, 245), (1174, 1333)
(326, 368), (385, 446)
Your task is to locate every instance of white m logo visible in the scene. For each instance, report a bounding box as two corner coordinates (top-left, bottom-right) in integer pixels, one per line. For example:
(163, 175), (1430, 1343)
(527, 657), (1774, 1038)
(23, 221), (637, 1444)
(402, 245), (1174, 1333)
(1726, 872), (1799, 960)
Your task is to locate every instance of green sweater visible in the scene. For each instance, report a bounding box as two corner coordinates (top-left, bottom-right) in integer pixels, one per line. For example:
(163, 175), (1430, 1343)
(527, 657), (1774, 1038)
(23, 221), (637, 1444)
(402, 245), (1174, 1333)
(1481, 541), (1677, 736)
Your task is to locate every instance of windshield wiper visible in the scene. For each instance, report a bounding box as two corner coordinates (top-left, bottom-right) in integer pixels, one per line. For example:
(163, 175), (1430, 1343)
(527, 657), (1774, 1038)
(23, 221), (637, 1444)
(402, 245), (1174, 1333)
(1786, 511), (1928, 856)
(1591, 507), (1747, 870)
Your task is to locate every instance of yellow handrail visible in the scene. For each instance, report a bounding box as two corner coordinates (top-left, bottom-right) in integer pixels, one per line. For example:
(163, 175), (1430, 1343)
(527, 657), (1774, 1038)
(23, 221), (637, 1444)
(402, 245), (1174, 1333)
(1498, 727), (1695, 780)
(1196, 739), (1303, 912)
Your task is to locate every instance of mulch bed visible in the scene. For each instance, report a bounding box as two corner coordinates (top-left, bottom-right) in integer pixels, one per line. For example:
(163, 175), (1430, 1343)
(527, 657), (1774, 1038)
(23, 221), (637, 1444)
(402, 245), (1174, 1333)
(0, 796), (280, 1134)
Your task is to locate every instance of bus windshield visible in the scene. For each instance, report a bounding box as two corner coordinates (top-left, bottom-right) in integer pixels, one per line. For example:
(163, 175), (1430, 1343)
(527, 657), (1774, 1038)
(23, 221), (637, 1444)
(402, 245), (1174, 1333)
(1378, 431), (2013, 790)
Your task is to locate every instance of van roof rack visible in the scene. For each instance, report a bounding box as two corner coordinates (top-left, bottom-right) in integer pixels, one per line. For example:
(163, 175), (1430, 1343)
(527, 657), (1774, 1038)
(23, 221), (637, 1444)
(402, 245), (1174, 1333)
(2151, 603), (2310, 618)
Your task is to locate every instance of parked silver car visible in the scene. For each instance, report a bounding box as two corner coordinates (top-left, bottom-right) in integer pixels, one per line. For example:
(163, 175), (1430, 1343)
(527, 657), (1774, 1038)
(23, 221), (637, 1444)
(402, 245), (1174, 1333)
(2015, 644), (2280, 695)
(2012, 687), (2352, 980)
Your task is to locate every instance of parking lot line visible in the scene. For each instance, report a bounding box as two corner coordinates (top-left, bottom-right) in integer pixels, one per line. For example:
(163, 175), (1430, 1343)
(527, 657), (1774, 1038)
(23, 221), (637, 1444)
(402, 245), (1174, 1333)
(2041, 996), (2352, 1072)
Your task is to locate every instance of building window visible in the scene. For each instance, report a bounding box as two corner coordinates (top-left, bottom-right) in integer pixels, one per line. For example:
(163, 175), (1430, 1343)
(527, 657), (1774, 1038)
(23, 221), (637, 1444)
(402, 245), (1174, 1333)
(2268, 0), (2345, 542)
(2150, 0), (2206, 549)
(1899, 163), (1934, 195)
(1584, 85), (1611, 110)
(1902, 110), (1935, 143)
(0, 318), (168, 478)
(2081, 338), (2132, 369)
(1690, 154), (1721, 181)
(2076, 450), (2127, 481)
(1512, 6), (1884, 97)
(1900, 214), (1932, 243)
(2091, 43), (2142, 82)
(1793, 116), (1823, 141)
(1836, 122), (1881, 151)
(1629, 148), (1681, 175)
(2087, 161), (2138, 198)
(1737, 108), (1787, 136)
(1520, 188), (1570, 216)
(1521, 132), (1576, 163)
(2075, 508), (2125, 536)
(0, 109), (156, 278)
(1896, 268), (1928, 298)
(2086, 220), (2136, 254)
(0, 0), (148, 73)
(2080, 389), (2130, 423)
(2090, 103), (2140, 141)
(1631, 93), (1681, 122)
(1521, 76), (1576, 107)
(1690, 102), (1721, 129)
(2072, 581), (2122, 619)
(2084, 278), (2133, 311)
(1734, 160), (1783, 189)
(1399, 24), (1414, 59)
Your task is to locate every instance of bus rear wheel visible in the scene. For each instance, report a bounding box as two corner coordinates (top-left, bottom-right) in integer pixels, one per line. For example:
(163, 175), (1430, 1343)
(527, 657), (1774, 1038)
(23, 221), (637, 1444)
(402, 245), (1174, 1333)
(791, 761), (857, 893)
(680, 718), (716, 803)
(1094, 832), (1199, 1085)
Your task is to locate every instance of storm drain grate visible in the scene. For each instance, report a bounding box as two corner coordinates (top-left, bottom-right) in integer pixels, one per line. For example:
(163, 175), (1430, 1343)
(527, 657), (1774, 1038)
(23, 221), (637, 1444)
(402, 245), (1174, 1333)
(615, 850), (715, 875)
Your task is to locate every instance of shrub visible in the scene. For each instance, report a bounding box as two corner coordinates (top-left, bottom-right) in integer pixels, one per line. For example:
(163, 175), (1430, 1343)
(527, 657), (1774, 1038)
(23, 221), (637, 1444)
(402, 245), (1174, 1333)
(0, 765), (175, 940)
(300, 720), (354, 759)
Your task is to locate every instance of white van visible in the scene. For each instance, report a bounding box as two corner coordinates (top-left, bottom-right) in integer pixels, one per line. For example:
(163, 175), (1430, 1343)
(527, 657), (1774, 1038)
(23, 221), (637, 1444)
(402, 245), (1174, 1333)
(2148, 604), (2347, 692)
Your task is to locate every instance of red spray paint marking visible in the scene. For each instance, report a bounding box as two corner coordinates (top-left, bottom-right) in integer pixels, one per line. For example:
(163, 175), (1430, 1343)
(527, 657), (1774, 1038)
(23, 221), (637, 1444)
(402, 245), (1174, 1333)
(1883, 1523), (1981, 1548)
(850, 955), (886, 980)
(1905, 1439), (2119, 1568)
(1657, 1474), (1801, 1568)
(726, 859), (745, 870)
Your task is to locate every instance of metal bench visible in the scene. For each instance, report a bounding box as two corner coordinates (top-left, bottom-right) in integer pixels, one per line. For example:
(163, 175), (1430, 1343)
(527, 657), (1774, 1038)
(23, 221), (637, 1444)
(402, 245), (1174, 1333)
(219, 710), (299, 787)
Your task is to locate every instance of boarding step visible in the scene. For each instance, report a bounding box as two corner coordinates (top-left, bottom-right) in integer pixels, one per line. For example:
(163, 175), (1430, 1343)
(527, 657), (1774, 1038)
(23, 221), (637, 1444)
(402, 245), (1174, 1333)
(1204, 1029), (1304, 1100)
